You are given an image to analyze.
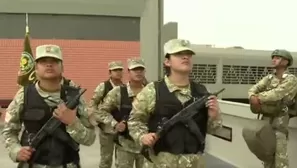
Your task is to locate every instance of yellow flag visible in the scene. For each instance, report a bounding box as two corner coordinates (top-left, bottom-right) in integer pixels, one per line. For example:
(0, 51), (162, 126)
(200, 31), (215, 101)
(17, 13), (36, 86)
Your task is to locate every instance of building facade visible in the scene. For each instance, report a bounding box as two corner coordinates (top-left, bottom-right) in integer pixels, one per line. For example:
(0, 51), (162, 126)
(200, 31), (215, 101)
(0, 0), (144, 101)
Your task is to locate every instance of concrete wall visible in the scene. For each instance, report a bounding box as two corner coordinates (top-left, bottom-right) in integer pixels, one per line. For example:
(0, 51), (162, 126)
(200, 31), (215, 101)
(0, 13), (140, 41)
(0, 0), (145, 17)
(0, 0), (145, 41)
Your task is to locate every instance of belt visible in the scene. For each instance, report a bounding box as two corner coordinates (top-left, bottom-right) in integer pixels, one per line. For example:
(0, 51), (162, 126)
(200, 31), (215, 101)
(21, 162), (79, 168)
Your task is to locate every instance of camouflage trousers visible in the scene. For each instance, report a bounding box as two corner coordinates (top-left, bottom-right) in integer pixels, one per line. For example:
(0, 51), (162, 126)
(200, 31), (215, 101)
(263, 130), (289, 168)
(114, 147), (144, 168)
(18, 162), (78, 168)
(99, 130), (115, 168)
(143, 152), (205, 168)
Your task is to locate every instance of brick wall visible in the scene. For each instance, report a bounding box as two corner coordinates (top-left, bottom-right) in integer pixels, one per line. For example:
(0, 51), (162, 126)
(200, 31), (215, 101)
(0, 39), (140, 100)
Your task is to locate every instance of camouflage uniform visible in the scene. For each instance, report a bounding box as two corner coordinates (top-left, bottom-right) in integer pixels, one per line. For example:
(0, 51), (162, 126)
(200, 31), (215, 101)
(248, 49), (297, 168)
(127, 39), (222, 168)
(93, 58), (146, 168)
(89, 61), (124, 168)
(1, 45), (96, 168)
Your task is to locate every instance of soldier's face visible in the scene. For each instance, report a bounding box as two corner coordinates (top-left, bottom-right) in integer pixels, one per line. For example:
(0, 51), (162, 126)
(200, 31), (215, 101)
(271, 56), (288, 68)
(128, 67), (145, 82)
(110, 69), (123, 79)
(165, 51), (193, 73)
(35, 57), (62, 79)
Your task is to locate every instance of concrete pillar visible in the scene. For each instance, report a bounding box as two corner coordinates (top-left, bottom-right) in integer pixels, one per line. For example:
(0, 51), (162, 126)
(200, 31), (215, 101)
(140, 0), (163, 81)
(160, 22), (178, 76)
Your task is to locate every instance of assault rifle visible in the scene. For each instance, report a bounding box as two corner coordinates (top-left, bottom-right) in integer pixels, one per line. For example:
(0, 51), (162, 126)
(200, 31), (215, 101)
(140, 88), (225, 162)
(18, 87), (86, 167)
(113, 115), (134, 146)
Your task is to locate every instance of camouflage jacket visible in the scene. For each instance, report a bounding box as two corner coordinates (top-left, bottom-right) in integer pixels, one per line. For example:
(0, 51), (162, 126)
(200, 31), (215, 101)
(248, 72), (297, 104)
(127, 76), (223, 148)
(1, 79), (96, 162)
(88, 80), (118, 132)
(93, 82), (144, 153)
(248, 71), (297, 131)
(89, 79), (117, 111)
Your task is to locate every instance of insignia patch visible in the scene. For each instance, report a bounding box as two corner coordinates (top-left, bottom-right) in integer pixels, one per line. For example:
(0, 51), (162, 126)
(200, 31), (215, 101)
(180, 40), (189, 47)
(28, 71), (36, 82)
(272, 50), (279, 55)
(46, 46), (52, 53)
(20, 52), (34, 72)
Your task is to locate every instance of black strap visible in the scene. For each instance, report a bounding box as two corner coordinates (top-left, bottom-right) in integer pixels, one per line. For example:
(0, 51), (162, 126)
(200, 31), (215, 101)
(120, 85), (133, 110)
(21, 85), (30, 122)
(103, 80), (113, 99)
(190, 81), (208, 98)
(63, 77), (71, 86)
(153, 81), (160, 111)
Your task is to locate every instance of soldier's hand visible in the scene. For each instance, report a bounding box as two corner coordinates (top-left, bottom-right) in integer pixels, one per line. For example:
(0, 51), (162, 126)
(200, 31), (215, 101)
(115, 121), (126, 132)
(141, 133), (158, 147)
(53, 103), (77, 125)
(16, 146), (34, 162)
(250, 96), (261, 110)
(250, 96), (261, 104)
(206, 96), (219, 119)
(88, 111), (98, 126)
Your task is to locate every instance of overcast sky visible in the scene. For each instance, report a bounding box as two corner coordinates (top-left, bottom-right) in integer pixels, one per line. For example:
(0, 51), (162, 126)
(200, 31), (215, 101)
(164, 0), (296, 51)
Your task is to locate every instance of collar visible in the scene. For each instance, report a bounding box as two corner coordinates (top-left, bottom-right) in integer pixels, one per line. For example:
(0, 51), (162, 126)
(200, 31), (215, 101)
(35, 79), (63, 102)
(164, 75), (191, 95)
(270, 70), (291, 79)
(109, 79), (123, 87)
(126, 82), (144, 97)
(109, 79), (116, 87)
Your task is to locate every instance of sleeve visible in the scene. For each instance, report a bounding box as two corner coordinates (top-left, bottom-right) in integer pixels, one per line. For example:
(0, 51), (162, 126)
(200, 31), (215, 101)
(89, 83), (105, 111)
(127, 82), (156, 144)
(66, 96), (96, 146)
(207, 110), (223, 134)
(1, 88), (24, 162)
(248, 76), (270, 98)
(258, 75), (297, 102)
(199, 84), (223, 133)
(93, 87), (121, 128)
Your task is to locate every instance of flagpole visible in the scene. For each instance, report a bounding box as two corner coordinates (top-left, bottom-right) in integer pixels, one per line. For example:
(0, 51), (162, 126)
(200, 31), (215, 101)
(26, 13), (29, 33)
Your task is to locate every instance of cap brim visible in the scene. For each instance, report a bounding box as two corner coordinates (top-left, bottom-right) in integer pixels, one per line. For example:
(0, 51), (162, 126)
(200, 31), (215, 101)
(109, 66), (124, 70)
(128, 64), (145, 70)
(167, 47), (195, 55)
(35, 55), (62, 61)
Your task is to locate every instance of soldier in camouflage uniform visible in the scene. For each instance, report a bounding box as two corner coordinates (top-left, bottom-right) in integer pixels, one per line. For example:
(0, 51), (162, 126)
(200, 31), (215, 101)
(89, 61), (124, 168)
(248, 49), (297, 168)
(127, 39), (222, 168)
(91, 58), (146, 168)
(1, 44), (96, 168)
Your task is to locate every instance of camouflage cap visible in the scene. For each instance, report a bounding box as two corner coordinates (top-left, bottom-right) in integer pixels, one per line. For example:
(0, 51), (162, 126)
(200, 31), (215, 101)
(108, 61), (124, 70)
(164, 39), (195, 56)
(127, 58), (145, 70)
(271, 49), (293, 66)
(35, 44), (63, 61)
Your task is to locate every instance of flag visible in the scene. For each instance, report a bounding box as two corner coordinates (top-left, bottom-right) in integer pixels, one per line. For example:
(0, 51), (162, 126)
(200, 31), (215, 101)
(17, 13), (36, 86)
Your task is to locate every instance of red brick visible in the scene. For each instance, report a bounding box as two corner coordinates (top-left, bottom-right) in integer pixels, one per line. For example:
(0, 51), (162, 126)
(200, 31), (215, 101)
(0, 39), (140, 101)
(1, 108), (6, 122)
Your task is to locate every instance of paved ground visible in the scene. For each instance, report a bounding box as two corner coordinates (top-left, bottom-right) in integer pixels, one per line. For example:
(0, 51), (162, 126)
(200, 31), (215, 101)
(0, 127), (236, 168)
